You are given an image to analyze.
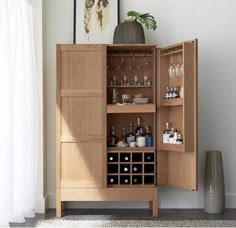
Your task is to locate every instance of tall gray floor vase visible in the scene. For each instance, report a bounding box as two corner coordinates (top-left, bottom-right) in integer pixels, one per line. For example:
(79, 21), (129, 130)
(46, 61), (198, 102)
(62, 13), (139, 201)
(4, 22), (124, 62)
(204, 151), (225, 214)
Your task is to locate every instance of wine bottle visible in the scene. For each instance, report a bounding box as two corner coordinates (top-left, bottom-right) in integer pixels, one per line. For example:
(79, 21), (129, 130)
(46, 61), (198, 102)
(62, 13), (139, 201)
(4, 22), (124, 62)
(107, 125), (118, 147)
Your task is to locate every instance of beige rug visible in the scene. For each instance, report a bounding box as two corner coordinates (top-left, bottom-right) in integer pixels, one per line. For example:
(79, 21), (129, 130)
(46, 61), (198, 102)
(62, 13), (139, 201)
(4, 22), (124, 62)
(35, 219), (236, 227)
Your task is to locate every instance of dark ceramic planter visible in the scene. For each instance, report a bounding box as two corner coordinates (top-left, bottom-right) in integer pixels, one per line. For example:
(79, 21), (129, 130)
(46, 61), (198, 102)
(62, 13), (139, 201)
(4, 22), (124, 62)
(204, 151), (225, 214)
(113, 20), (145, 44)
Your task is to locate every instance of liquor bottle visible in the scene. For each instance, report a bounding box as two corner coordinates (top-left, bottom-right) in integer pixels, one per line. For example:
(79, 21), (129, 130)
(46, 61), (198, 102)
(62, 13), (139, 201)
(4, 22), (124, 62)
(107, 125), (118, 147)
(168, 128), (175, 144)
(136, 127), (146, 147)
(145, 125), (153, 147)
(176, 133), (183, 144)
(121, 128), (126, 143)
(165, 87), (170, 99)
(173, 129), (178, 144)
(135, 117), (141, 136)
(125, 124), (135, 146)
(163, 122), (171, 144)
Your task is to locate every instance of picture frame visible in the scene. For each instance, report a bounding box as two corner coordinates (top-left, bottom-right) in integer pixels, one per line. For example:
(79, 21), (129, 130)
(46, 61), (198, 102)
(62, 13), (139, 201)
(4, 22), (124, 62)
(73, 0), (120, 44)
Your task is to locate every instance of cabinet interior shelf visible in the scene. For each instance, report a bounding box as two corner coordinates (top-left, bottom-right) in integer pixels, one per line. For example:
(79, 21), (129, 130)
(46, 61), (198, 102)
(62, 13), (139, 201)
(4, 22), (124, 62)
(159, 143), (184, 152)
(107, 147), (155, 152)
(107, 104), (156, 114)
(160, 98), (183, 106)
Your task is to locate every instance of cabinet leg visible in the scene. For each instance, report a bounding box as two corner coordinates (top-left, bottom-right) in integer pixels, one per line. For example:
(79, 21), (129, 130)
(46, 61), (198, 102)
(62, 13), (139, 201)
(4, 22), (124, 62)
(56, 189), (62, 218)
(152, 188), (158, 217)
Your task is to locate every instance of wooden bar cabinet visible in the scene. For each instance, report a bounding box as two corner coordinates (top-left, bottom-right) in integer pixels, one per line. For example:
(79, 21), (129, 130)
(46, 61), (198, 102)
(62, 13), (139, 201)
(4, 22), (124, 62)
(56, 39), (198, 217)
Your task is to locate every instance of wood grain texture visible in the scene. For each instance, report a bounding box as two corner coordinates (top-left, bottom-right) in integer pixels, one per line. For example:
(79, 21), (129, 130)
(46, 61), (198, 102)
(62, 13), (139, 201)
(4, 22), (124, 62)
(61, 188), (155, 201)
(61, 97), (103, 138)
(152, 188), (158, 217)
(107, 104), (156, 113)
(61, 143), (103, 188)
(157, 40), (198, 190)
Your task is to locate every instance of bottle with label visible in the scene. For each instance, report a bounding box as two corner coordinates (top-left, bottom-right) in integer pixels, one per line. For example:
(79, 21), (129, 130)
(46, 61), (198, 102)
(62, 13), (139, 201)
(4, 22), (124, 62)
(145, 126), (153, 147)
(165, 87), (170, 99)
(168, 128), (175, 144)
(173, 129), (178, 144)
(107, 125), (118, 147)
(125, 124), (135, 146)
(163, 122), (171, 144)
(176, 133), (183, 144)
(136, 127), (146, 147)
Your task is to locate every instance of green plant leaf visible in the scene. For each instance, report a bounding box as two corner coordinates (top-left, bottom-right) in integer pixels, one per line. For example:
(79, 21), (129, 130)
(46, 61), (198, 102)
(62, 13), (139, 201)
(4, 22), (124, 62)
(127, 11), (157, 31)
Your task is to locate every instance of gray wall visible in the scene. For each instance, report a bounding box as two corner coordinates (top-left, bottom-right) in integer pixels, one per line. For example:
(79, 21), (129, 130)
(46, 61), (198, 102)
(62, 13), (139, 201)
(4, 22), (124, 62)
(44, 0), (236, 208)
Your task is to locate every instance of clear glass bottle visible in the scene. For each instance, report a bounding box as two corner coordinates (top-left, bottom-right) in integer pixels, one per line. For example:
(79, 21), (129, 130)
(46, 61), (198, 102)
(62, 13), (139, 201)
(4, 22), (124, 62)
(145, 126), (153, 147)
(125, 124), (135, 146)
(176, 133), (183, 144)
(173, 129), (178, 144)
(136, 127), (146, 147)
(107, 125), (118, 147)
(168, 128), (175, 144)
(121, 128), (126, 143)
(135, 117), (141, 137)
(163, 122), (171, 144)
(165, 87), (170, 99)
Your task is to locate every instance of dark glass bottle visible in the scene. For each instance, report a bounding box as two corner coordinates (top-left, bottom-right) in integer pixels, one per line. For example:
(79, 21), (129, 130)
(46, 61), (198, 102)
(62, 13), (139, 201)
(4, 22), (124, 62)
(121, 128), (126, 143)
(125, 124), (135, 146)
(107, 125), (118, 147)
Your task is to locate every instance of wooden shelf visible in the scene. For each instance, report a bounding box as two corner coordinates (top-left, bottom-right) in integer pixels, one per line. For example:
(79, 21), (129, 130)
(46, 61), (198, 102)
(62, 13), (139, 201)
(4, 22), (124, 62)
(107, 85), (152, 88)
(159, 143), (184, 152)
(107, 104), (156, 114)
(160, 98), (183, 106)
(107, 147), (155, 152)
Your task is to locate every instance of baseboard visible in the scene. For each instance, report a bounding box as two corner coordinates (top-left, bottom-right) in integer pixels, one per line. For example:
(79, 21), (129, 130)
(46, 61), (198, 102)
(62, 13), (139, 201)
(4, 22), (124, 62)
(47, 193), (236, 209)
(35, 196), (47, 213)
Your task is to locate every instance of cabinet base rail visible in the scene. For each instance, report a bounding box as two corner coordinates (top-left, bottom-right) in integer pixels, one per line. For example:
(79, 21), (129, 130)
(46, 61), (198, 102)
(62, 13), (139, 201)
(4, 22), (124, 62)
(56, 187), (158, 218)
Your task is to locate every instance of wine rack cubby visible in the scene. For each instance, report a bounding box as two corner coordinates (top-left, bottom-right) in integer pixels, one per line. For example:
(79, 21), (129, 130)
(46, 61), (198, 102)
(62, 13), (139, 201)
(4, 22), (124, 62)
(107, 151), (156, 187)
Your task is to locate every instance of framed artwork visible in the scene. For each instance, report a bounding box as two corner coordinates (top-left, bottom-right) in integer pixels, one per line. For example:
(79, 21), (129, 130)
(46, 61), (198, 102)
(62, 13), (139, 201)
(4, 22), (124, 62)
(73, 0), (120, 44)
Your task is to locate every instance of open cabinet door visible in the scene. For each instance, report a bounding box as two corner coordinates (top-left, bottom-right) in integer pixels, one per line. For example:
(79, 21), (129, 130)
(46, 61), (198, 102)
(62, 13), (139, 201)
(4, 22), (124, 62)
(157, 39), (198, 190)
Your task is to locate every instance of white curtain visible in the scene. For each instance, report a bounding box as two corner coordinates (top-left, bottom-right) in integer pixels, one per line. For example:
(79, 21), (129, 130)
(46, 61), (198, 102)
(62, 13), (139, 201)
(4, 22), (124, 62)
(0, 0), (39, 226)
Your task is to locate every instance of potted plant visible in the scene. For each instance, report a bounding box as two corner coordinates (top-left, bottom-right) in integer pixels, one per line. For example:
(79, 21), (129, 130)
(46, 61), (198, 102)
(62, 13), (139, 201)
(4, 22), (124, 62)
(113, 11), (157, 44)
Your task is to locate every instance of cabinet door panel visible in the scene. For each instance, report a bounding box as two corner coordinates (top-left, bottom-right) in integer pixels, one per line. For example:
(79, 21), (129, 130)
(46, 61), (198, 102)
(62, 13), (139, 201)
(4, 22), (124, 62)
(61, 143), (103, 188)
(57, 44), (106, 189)
(61, 47), (104, 90)
(157, 39), (198, 190)
(61, 97), (103, 139)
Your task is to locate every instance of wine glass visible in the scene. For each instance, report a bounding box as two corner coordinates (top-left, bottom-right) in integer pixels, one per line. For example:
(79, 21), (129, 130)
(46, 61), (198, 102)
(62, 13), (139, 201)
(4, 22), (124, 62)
(116, 55), (124, 71)
(168, 55), (175, 78)
(174, 53), (181, 77)
(179, 54), (184, 77)
(132, 54), (141, 71)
